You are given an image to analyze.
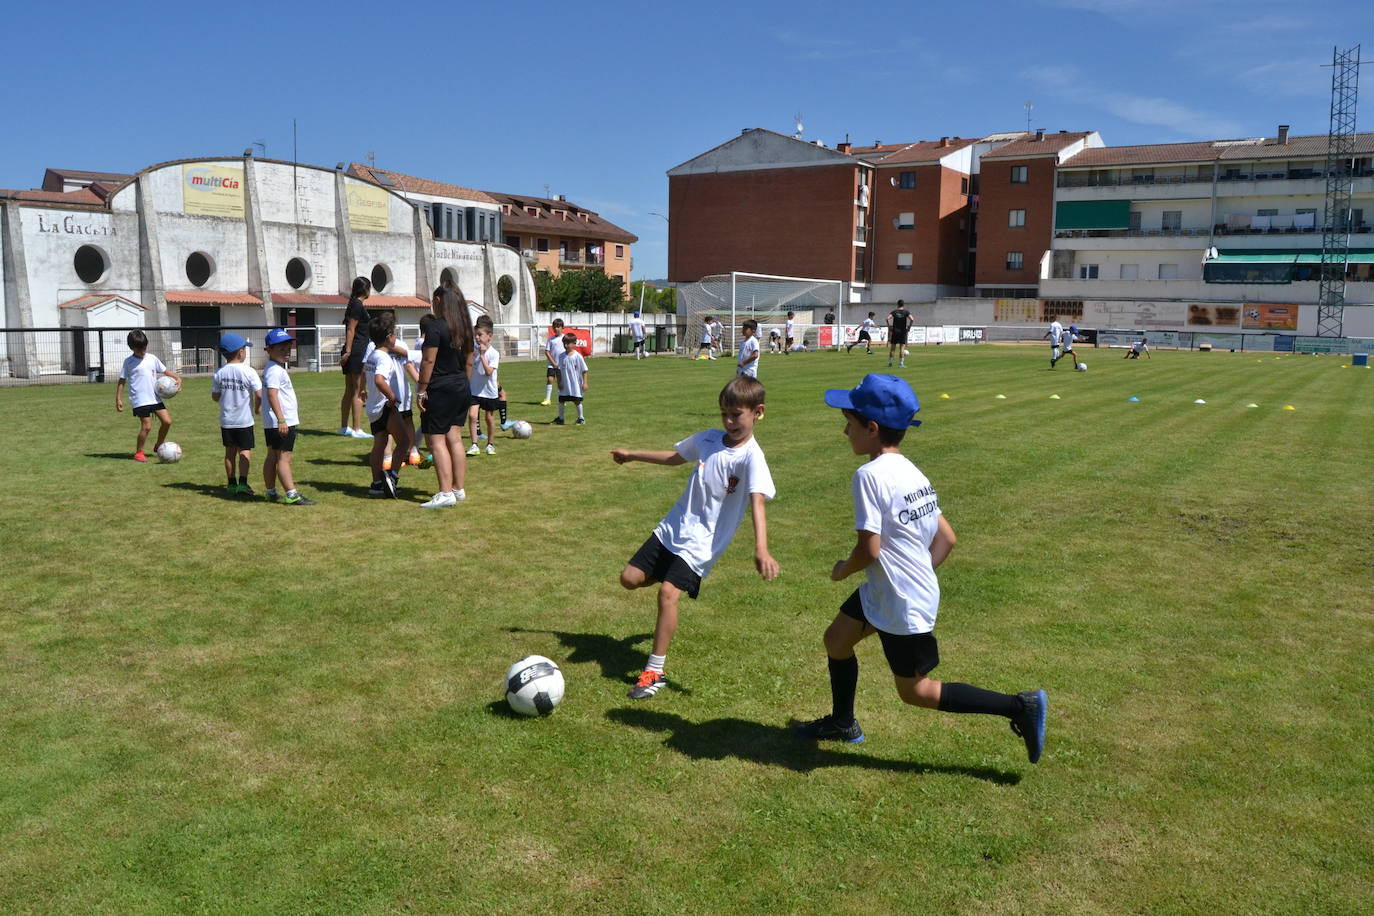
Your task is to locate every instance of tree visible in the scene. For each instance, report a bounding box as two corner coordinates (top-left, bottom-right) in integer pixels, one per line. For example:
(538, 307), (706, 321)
(533, 269), (626, 313)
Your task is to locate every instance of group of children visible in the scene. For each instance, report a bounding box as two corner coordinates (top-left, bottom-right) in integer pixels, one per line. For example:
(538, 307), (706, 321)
(538, 318), (590, 424)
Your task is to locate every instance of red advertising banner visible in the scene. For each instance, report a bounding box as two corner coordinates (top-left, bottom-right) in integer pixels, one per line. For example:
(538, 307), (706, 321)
(548, 326), (592, 356)
(819, 326), (835, 347)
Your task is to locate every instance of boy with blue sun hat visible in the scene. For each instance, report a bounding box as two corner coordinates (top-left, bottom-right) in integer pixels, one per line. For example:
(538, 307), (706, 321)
(794, 373), (1048, 764)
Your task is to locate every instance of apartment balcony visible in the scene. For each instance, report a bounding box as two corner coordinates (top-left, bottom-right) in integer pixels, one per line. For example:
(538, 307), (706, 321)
(1056, 172), (1374, 202)
(559, 252), (605, 268)
(1054, 224), (1373, 250)
(1038, 275), (1374, 305)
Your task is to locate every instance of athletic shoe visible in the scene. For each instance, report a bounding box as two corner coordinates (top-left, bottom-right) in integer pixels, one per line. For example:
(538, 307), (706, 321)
(420, 491), (457, 508)
(407, 450), (422, 467)
(339, 426), (352, 436)
(351, 429), (373, 439)
(539, 398), (551, 406)
(266, 491), (280, 503)
(1011, 689), (1048, 764)
(283, 494), (316, 506)
(418, 452), (433, 469)
(226, 483), (243, 496)
(134, 451), (148, 462)
(485, 443), (495, 455)
(899, 360), (906, 368)
(793, 715), (865, 743)
(500, 420), (516, 431)
(575, 418), (585, 425)
(238, 484), (256, 498)
(384, 469), (399, 499)
(553, 417), (565, 425)
(367, 483), (388, 498)
(466, 443), (480, 456)
(477, 431), (487, 439)
(627, 669), (666, 699)
(453, 488), (466, 501)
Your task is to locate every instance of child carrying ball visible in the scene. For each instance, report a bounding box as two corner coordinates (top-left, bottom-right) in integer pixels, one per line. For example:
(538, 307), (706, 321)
(114, 329), (180, 461)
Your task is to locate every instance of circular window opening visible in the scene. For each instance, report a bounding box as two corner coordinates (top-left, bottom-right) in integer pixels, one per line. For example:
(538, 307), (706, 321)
(497, 274), (515, 305)
(74, 245), (108, 284)
(439, 267), (457, 288)
(286, 257), (311, 290)
(185, 251), (215, 287)
(371, 263), (391, 293)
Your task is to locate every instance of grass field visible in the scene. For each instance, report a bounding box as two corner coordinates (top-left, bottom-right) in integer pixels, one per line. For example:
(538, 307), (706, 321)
(3, 344), (1372, 914)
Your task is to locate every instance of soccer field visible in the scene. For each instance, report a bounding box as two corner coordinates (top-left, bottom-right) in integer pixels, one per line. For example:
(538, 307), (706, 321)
(3, 346), (1372, 913)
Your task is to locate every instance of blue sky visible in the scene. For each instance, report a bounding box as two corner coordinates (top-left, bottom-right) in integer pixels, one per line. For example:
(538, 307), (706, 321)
(3, 0), (1364, 280)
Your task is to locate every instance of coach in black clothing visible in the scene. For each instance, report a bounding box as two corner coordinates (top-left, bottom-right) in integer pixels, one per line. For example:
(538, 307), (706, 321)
(888, 300), (912, 368)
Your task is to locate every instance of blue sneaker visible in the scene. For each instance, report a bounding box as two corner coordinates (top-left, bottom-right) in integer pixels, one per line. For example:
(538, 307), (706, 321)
(500, 420), (517, 431)
(794, 715), (865, 743)
(1011, 689), (1047, 763)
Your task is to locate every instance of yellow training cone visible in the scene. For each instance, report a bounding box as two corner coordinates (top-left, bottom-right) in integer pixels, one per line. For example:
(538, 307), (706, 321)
(995, 394), (1007, 399)
(1194, 399), (1206, 404)
(939, 393), (950, 399)
(1049, 394), (1061, 400)
(1246, 403), (1259, 408)
(1283, 405), (1296, 410)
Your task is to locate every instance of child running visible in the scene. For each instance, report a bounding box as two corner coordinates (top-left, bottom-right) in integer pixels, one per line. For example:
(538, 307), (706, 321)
(115, 329), (180, 461)
(795, 373), (1048, 764)
(553, 332), (588, 425)
(211, 333), (262, 497)
(612, 376), (779, 699)
(847, 312), (876, 354)
(261, 328), (314, 505)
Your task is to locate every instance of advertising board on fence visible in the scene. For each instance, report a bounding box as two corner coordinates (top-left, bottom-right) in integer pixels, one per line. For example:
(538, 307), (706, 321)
(1186, 304), (1241, 327)
(1242, 304), (1300, 331)
(959, 327), (985, 342)
(842, 325), (888, 344)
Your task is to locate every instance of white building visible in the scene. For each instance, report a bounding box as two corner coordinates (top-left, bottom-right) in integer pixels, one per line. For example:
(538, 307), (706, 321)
(0, 154), (536, 378)
(1041, 127), (1374, 336)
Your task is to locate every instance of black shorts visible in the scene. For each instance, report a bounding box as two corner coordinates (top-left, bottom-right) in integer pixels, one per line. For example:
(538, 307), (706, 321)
(840, 589), (939, 678)
(628, 535), (702, 600)
(265, 426), (297, 452)
(891, 329), (910, 345)
(221, 426), (255, 450)
(857, 330), (871, 342)
(558, 394), (583, 403)
(421, 379), (470, 436)
(473, 396), (502, 412)
(132, 402), (166, 418)
(369, 406), (413, 435)
(546, 365), (558, 378)
(341, 346), (366, 375)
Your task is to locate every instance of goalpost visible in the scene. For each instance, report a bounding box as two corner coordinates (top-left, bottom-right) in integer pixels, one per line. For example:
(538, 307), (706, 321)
(677, 272), (846, 355)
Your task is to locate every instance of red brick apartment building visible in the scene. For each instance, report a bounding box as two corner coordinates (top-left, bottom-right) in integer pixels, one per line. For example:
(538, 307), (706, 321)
(974, 131), (1098, 297)
(487, 191), (637, 296)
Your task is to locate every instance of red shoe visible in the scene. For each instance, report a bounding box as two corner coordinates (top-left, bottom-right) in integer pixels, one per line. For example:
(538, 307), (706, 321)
(627, 669), (666, 699)
(134, 451), (148, 462)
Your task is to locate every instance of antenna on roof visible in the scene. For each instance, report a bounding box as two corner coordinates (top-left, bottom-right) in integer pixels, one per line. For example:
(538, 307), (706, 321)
(366, 150), (377, 169)
(253, 139), (267, 157)
(1024, 101), (1034, 134)
(794, 112), (804, 139)
(544, 184), (551, 199)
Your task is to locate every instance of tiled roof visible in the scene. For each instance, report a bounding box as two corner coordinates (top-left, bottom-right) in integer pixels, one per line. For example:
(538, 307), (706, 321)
(857, 137), (982, 166)
(272, 293), (349, 306)
(57, 293), (148, 311)
(347, 164), (498, 204)
(981, 131), (1096, 160)
(42, 167), (134, 191)
(368, 295), (431, 308)
(486, 190), (638, 244)
(163, 290), (264, 305)
(1061, 132), (1374, 168)
(0, 188), (104, 205)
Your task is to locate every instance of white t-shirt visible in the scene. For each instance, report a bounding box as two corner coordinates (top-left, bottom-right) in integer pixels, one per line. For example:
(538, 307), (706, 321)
(365, 348), (410, 418)
(262, 361), (299, 429)
(654, 430), (775, 577)
(852, 452), (943, 635)
(546, 332), (565, 364)
(558, 349), (587, 398)
(710, 320), (724, 344)
(211, 362), (262, 429)
(737, 336), (760, 378)
(629, 317), (646, 341)
(785, 319), (795, 338)
(1048, 321), (1064, 346)
(470, 343), (500, 400)
(119, 353), (165, 408)
(701, 324), (714, 345)
(861, 318), (876, 333)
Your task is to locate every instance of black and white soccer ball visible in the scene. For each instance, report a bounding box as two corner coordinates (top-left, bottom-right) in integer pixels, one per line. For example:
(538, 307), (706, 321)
(511, 420), (532, 439)
(1075, 361), (1087, 372)
(504, 655), (564, 716)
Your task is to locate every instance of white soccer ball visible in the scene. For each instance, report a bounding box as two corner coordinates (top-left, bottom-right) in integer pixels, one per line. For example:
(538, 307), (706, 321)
(156, 441), (183, 463)
(155, 376), (180, 399)
(511, 420), (533, 439)
(1076, 362), (1087, 372)
(504, 655), (564, 717)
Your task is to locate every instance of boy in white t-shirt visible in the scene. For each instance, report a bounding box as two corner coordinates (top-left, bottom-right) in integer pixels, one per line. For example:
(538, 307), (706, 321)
(1044, 319), (1064, 368)
(1061, 324), (1080, 367)
(1124, 337), (1151, 359)
(736, 318), (761, 378)
(211, 333), (262, 497)
(363, 315), (415, 499)
(784, 311), (796, 355)
(611, 375), (780, 699)
(541, 319), (565, 406)
(709, 317), (725, 359)
(846, 312), (876, 354)
(114, 329), (181, 462)
(695, 315), (715, 360)
(629, 311), (647, 360)
(554, 332), (588, 425)
(795, 373), (1048, 764)
(261, 329), (314, 506)
(467, 316), (503, 455)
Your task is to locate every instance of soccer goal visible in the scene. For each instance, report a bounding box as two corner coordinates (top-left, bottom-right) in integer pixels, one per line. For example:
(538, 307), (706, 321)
(677, 272), (845, 355)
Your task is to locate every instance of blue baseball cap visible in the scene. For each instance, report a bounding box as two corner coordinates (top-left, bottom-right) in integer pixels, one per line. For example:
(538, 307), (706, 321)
(219, 332), (249, 354)
(265, 328), (293, 347)
(824, 373), (922, 428)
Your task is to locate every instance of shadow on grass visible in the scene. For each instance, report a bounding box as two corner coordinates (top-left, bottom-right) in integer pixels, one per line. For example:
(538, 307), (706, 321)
(296, 428), (352, 438)
(504, 627), (693, 696)
(162, 481), (252, 501)
(484, 700), (532, 720)
(85, 452), (141, 461)
(607, 708), (1021, 783)
(303, 478), (424, 502)
(305, 456), (370, 467)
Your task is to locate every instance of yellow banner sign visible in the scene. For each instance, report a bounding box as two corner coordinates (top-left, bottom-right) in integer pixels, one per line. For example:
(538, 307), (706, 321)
(182, 164), (245, 218)
(993, 299), (1036, 323)
(347, 183), (391, 232)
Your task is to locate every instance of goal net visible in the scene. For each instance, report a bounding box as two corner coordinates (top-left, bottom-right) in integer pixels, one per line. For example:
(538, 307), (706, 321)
(677, 272), (845, 354)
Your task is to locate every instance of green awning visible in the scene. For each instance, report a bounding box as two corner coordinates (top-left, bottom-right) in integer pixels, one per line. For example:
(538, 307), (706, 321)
(1208, 249), (1374, 264)
(1055, 199), (1132, 230)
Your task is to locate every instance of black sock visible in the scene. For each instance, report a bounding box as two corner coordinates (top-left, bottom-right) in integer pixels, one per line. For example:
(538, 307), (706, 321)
(937, 682), (1020, 718)
(237, 475), (248, 486)
(498, 400), (508, 423)
(828, 655), (859, 726)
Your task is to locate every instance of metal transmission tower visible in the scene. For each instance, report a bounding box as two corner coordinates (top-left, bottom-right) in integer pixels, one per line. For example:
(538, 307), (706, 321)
(1317, 44), (1362, 338)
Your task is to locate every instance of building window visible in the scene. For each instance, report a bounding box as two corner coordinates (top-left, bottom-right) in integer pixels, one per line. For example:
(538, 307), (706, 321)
(1009, 209), (1026, 227)
(1010, 166), (1028, 184)
(1158, 263), (1179, 279)
(1129, 211), (1142, 230)
(1257, 208), (1278, 217)
(73, 245), (108, 284)
(537, 238), (549, 252)
(505, 235), (520, 248)
(186, 251), (215, 287)
(1162, 210), (1182, 231)
(284, 257), (310, 290)
(961, 176), (969, 193)
(526, 206), (538, 216)
(899, 171), (916, 189)
(615, 245), (624, 258)
(497, 275), (515, 305)
(1120, 264), (1139, 279)
(371, 263), (392, 293)
(1078, 264), (1100, 279)
(896, 253), (913, 271)
(1006, 251), (1024, 270)
(898, 212), (915, 230)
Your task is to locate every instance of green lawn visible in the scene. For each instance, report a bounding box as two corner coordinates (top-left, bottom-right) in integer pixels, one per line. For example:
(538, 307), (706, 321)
(2, 345), (1371, 914)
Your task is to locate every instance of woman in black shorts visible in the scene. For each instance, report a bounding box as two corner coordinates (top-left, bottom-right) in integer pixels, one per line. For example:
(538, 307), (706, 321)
(416, 285), (475, 508)
(339, 276), (372, 438)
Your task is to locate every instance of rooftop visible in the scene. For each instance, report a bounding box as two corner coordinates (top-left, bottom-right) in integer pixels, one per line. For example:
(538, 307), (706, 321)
(1062, 131), (1374, 167)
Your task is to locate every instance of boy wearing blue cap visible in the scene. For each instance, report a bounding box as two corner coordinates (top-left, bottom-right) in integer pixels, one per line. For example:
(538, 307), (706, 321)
(211, 333), (262, 497)
(797, 373), (1048, 764)
(1061, 325), (1081, 368)
(262, 329), (314, 505)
